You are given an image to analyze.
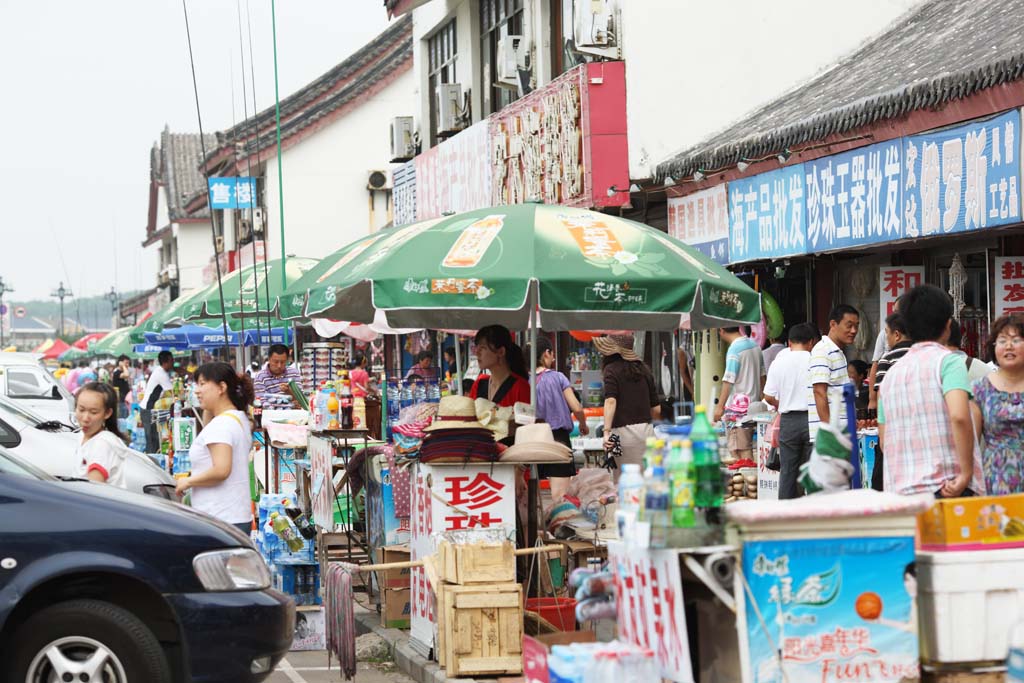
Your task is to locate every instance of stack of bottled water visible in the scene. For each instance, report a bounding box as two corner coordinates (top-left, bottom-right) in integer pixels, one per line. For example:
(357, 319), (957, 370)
(548, 641), (657, 683)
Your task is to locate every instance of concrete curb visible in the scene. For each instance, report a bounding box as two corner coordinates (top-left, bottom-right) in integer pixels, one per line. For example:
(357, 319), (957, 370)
(354, 610), (478, 683)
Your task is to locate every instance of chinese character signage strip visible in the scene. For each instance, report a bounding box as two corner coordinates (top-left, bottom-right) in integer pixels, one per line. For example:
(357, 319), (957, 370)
(668, 184), (730, 264)
(904, 108), (1020, 239)
(995, 257), (1024, 316)
(729, 164), (808, 263)
(741, 536), (919, 683)
(208, 177), (257, 209)
(879, 267), (924, 327)
(805, 139), (903, 253)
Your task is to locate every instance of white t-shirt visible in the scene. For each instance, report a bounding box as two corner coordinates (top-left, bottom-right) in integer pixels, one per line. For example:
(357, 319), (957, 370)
(763, 348), (812, 414)
(872, 330), (889, 363)
(189, 410), (253, 524)
(144, 365), (173, 409)
(77, 430), (129, 489)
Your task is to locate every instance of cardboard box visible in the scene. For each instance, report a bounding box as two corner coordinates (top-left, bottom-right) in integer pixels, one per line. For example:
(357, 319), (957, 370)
(382, 587), (411, 629)
(291, 606), (326, 651)
(522, 632), (597, 683)
(919, 493), (1024, 550)
(438, 539), (515, 585)
(377, 544), (412, 590)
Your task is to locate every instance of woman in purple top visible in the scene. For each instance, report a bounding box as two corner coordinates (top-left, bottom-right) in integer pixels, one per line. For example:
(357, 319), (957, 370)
(530, 336), (588, 500)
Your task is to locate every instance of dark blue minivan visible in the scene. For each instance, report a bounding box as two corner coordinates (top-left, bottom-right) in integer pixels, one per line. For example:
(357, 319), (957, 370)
(0, 446), (294, 682)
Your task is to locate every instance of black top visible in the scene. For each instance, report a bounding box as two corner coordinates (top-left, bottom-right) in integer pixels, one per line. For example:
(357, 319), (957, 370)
(112, 368), (130, 402)
(602, 359), (658, 429)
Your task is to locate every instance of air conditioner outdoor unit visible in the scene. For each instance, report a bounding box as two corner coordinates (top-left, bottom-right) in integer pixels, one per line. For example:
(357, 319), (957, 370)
(390, 116), (416, 162)
(573, 0), (616, 48)
(166, 264), (178, 280)
(367, 170), (392, 191)
(496, 35), (525, 87)
(435, 83), (465, 138)
(214, 235), (225, 254)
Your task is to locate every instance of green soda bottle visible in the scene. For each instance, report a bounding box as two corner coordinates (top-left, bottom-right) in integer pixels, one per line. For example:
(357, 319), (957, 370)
(691, 405), (724, 508)
(666, 440), (697, 528)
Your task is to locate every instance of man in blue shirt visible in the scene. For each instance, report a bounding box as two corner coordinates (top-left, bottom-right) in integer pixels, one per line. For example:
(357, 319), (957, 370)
(714, 326), (766, 423)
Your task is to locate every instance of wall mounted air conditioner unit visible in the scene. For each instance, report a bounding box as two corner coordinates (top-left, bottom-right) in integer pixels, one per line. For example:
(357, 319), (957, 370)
(435, 83), (465, 138)
(496, 35), (526, 88)
(252, 207), (265, 235)
(390, 116), (416, 162)
(214, 235), (225, 254)
(571, 0), (620, 58)
(367, 170), (392, 191)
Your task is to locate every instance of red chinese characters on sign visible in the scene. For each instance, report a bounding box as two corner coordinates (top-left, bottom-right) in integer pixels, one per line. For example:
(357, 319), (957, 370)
(879, 267), (924, 324)
(443, 474), (506, 530)
(667, 185), (729, 246)
(782, 627), (878, 663)
(996, 258), (1024, 315)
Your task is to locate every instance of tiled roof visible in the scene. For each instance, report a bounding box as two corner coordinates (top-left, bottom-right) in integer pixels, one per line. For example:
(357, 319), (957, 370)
(152, 126), (217, 220)
(10, 316), (55, 333)
(655, 0), (1024, 182)
(206, 15), (412, 170)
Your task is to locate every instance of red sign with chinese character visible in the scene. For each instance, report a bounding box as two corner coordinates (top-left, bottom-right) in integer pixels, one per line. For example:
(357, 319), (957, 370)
(996, 257), (1024, 316)
(408, 462), (516, 653)
(879, 267), (924, 326)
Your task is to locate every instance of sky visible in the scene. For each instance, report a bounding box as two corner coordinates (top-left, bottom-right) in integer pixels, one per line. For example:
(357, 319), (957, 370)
(0, 0), (391, 301)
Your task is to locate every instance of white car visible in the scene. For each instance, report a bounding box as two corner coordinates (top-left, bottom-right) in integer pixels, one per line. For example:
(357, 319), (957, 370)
(0, 395), (177, 499)
(0, 352), (76, 426)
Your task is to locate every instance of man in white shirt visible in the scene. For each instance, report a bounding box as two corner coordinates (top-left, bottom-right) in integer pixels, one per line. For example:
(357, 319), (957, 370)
(141, 351), (174, 453)
(763, 323), (817, 499)
(809, 305), (859, 438)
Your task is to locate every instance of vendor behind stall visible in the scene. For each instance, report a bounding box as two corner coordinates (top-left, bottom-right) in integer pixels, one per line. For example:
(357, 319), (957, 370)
(253, 344), (301, 409)
(468, 325), (530, 409)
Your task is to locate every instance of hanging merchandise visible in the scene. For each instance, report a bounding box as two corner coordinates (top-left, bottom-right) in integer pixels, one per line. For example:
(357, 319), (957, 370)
(749, 312), (768, 349)
(949, 252), (967, 321)
(760, 290), (784, 340)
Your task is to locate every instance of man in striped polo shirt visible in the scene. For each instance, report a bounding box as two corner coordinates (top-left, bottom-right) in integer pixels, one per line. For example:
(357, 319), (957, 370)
(254, 344), (302, 408)
(809, 305), (859, 439)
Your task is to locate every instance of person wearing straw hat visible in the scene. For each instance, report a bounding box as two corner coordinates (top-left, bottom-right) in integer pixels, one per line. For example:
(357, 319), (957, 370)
(594, 333), (659, 478)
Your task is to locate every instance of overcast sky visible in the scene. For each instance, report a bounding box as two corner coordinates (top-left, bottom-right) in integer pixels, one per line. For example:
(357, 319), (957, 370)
(0, 0), (390, 301)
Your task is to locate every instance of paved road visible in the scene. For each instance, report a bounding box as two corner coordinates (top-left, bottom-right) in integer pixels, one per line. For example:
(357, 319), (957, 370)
(266, 650), (413, 683)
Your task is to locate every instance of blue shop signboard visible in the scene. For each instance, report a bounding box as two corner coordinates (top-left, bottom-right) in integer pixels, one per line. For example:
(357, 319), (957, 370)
(904, 108), (1021, 238)
(805, 139), (903, 253)
(208, 177), (258, 210)
(728, 164), (807, 263)
(742, 536), (919, 683)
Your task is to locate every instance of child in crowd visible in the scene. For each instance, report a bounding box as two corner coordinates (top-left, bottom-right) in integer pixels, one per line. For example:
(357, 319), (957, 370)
(75, 382), (129, 488)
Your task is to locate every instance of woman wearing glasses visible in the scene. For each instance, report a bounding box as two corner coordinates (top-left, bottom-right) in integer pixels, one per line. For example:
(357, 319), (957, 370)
(971, 315), (1024, 494)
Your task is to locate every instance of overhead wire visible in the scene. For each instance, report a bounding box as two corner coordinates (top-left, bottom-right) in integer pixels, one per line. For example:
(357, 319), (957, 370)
(246, 0), (276, 349)
(236, 0), (262, 359)
(227, 25), (249, 359)
(181, 0), (232, 357)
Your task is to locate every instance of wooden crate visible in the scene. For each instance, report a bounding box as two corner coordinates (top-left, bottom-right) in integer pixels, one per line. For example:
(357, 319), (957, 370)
(438, 540), (515, 585)
(437, 582), (523, 677)
(923, 668), (1005, 682)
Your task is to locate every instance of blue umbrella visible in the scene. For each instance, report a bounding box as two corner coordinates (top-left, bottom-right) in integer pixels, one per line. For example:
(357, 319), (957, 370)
(144, 324), (292, 349)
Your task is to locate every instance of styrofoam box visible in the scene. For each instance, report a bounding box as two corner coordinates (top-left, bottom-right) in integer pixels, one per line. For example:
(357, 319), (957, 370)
(918, 548), (1024, 663)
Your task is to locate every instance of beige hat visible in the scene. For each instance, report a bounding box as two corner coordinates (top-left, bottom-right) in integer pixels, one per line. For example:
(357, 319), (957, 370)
(593, 333), (640, 362)
(499, 422), (572, 463)
(423, 395), (489, 432)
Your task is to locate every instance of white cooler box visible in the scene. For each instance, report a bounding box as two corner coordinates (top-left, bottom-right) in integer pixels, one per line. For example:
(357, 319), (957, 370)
(918, 548), (1024, 663)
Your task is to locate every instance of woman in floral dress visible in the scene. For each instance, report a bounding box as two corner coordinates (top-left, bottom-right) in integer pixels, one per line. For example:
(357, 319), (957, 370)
(971, 315), (1024, 495)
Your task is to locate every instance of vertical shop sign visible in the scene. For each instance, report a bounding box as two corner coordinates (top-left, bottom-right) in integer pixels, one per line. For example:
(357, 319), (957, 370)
(741, 536), (919, 683)
(995, 257), (1024, 316)
(728, 164), (807, 263)
(904, 108), (1021, 238)
(805, 139), (903, 252)
(608, 543), (694, 683)
(416, 120), (492, 222)
(393, 161), (417, 226)
(879, 266), (924, 325)
(667, 185), (730, 264)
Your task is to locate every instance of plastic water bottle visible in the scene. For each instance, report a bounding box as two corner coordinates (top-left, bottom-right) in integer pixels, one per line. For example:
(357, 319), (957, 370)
(426, 380), (441, 404)
(400, 381), (414, 410)
(643, 466), (670, 549)
(616, 464), (644, 540)
(691, 405), (724, 508)
(666, 439), (697, 528)
(413, 379), (427, 404)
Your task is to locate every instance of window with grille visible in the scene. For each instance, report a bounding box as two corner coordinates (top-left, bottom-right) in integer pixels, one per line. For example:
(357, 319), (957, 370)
(480, 0), (524, 116)
(428, 19), (458, 146)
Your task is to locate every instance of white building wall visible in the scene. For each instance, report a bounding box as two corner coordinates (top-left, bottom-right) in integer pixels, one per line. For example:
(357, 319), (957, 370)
(262, 67), (416, 261)
(175, 221), (213, 292)
(620, 0), (926, 179)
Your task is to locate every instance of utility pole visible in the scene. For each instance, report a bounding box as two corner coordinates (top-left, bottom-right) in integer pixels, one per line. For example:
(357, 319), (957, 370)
(50, 282), (73, 339)
(105, 286), (119, 329)
(0, 276), (13, 349)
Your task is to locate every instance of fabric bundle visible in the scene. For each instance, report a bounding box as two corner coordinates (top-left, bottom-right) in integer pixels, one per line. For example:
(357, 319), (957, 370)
(325, 563), (357, 680)
(570, 565), (617, 622)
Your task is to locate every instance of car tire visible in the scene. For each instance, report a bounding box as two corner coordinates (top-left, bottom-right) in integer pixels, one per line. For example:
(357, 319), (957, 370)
(11, 598), (172, 683)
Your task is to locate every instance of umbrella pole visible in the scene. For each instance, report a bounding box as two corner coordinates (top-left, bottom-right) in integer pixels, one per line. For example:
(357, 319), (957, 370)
(454, 336), (463, 396)
(529, 291), (537, 406)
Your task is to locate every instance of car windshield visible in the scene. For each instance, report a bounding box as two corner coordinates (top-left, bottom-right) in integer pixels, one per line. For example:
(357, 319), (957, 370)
(0, 395), (45, 425)
(4, 366), (62, 400)
(0, 446), (53, 480)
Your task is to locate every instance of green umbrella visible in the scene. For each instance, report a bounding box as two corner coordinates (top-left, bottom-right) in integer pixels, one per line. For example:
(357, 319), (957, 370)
(278, 204), (759, 331)
(59, 347), (88, 362)
(183, 257), (318, 322)
(92, 327), (188, 360)
(130, 288), (212, 344)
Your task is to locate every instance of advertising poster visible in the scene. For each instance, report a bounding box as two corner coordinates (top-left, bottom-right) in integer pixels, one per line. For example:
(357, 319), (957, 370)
(742, 536), (918, 683)
(995, 257), (1024, 316)
(668, 184), (730, 264)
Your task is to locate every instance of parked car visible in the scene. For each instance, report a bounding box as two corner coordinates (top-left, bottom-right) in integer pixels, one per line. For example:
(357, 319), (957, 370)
(0, 351), (76, 426)
(0, 394), (176, 498)
(0, 445), (295, 682)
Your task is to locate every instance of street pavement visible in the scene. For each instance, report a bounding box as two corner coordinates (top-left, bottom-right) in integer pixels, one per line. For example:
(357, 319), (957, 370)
(267, 651), (414, 683)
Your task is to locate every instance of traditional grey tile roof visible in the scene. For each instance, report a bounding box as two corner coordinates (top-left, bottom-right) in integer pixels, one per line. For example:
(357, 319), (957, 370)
(10, 316), (55, 333)
(655, 0), (1024, 182)
(207, 15), (412, 169)
(152, 126), (217, 220)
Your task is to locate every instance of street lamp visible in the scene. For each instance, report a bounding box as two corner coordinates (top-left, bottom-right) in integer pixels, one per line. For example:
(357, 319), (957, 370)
(50, 282), (73, 339)
(105, 286), (118, 327)
(0, 277), (13, 348)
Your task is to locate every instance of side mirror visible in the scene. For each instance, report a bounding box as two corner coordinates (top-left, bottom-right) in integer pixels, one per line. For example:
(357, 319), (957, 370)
(52, 385), (62, 399)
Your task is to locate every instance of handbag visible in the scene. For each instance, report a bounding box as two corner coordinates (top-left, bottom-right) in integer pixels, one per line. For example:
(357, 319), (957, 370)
(765, 412), (782, 471)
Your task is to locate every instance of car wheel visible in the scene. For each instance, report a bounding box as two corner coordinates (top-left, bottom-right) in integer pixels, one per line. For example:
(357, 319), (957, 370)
(11, 598), (171, 683)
